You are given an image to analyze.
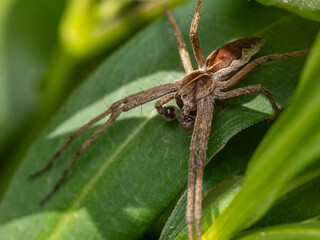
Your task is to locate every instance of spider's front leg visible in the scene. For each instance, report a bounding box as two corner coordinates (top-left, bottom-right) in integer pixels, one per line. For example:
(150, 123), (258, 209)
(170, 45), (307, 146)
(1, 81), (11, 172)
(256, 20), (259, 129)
(187, 95), (214, 240)
(30, 81), (182, 205)
(189, 0), (205, 68)
(164, 7), (193, 73)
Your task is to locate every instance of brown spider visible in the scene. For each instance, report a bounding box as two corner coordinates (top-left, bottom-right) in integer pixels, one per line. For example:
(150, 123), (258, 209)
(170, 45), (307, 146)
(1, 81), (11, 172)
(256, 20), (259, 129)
(30, 0), (309, 239)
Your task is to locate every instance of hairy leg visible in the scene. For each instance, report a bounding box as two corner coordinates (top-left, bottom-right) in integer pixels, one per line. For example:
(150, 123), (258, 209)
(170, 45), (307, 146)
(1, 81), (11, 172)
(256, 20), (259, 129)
(188, 95), (214, 240)
(218, 49), (310, 90)
(155, 94), (176, 120)
(31, 81), (181, 205)
(164, 7), (193, 73)
(216, 84), (280, 120)
(29, 102), (123, 179)
(189, 0), (205, 68)
(39, 108), (123, 205)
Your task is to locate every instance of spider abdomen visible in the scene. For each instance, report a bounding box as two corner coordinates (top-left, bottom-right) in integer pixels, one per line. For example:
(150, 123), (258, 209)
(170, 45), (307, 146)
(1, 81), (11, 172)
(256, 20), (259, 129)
(206, 37), (265, 81)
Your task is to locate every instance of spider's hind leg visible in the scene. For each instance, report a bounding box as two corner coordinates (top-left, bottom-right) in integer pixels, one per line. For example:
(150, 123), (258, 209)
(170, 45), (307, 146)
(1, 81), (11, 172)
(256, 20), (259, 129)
(187, 95), (214, 240)
(216, 84), (280, 121)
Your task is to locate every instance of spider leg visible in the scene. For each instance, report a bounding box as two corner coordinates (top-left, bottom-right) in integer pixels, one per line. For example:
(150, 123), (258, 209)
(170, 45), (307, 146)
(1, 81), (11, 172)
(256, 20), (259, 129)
(218, 49), (310, 90)
(155, 94), (196, 130)
(164, 7), (193, 73)
(40, 108), (123, 205)
(189, 0), (205, 69)
(187, 95), (214, 240)
(216, 85), (280, 121)
(187, 149), (197, 240)
(34, 81), (180, 205)
(178, 111), (195, 131)
(29, 102), (123, 179)
(156, 94), (176, 120)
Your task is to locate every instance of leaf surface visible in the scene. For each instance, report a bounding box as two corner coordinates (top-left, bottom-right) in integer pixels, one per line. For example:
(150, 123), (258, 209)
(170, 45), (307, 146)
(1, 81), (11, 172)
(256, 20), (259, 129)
(160, 122), (271, 240)
(235, 223), (320, 240)
(0, 0), (65, 146)
(203, 28), (320, 240)
(0, 0), (319, 240)
(255, 0), (320, 22)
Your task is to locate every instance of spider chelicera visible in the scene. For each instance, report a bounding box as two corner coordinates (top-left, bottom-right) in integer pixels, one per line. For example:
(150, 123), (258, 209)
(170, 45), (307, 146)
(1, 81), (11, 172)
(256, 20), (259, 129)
(30, 0), (309, 239)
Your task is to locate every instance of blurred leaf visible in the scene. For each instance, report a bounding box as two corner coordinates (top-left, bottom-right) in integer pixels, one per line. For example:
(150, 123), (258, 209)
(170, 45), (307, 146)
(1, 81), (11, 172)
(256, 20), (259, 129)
(58, 0), (188, 59)
(0, 0), (185, 200)
(163, 127), (320, 239)
(203, 30), (320, 240)
(160, 122), (271, 240)
(235, 223), (320, 240)
(255, 0), (320, 22)
(176, 180), (245, 240)
(42, 0), (187, 113)
(252, 174), (320, 228)
(0, 0), (65, 148)
(0, 0), (66, 200)
(0, 0), (318, 240)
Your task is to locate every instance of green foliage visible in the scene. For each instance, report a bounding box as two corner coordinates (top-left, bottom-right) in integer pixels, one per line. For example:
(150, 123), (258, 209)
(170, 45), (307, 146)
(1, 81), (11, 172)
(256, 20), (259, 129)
(0, 0), (319, 240)
(0, 0), (65, 151)
(202, 29), (320, 240)
(0, 0), (66, 200)
(255, 0), (320, 22)
(235, 223), (320, 240)
(0, 0), (184, 201)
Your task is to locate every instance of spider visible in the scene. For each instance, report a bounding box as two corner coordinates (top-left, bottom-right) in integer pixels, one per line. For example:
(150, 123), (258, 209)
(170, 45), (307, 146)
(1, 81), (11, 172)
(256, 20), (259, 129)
(30, 0), (309, 239)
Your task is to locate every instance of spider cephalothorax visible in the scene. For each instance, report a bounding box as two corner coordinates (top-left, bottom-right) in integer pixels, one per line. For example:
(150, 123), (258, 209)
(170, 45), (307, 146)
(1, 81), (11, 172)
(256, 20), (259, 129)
(30, 0), (309, 239)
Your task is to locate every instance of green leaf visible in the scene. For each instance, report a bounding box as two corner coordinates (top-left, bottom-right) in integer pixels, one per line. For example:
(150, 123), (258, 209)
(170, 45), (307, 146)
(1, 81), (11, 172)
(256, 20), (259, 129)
(255, 0), (320, 22)
(0, 0), (65, 146)
(0, 0), (318, 240)
(163, 128), (320, 239)
(252, 171), (320, 228)
(235, 223), (320, 240)
(0, 0), (66, 197)
(203, 29), (320, 240)
(176, 180), (245, 240)
(160, 122), (272, 240)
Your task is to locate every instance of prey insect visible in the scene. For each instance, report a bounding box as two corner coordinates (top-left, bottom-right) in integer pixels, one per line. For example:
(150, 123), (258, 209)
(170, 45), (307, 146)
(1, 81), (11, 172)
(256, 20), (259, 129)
(30, 0), (309, 239)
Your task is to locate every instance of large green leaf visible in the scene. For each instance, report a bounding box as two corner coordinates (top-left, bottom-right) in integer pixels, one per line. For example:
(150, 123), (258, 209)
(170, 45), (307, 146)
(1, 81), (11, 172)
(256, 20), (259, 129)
(252, 174), (320, 228)
(0, 0), (66, 197)
(0, 0), (318, 239)
(0, 0), (65, 146)
(0, 0), (185, 200)
(255, 0), (320, 22)
(162, 129), (320, 239)
(235, 223), (320, 240)
(203, 28), (320, 240)
(160, 122), (271, 240)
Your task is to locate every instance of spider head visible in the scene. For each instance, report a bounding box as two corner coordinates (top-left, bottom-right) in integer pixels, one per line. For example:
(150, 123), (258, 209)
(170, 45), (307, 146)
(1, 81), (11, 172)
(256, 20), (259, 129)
(176, 71), (215, 108)
(174, 71), (216, 131)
